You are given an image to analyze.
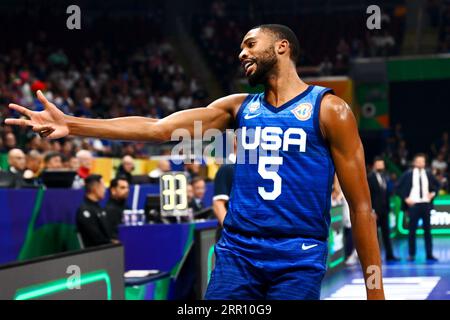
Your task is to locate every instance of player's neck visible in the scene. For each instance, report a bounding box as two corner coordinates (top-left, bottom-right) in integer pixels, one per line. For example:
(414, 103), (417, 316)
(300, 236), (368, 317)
(264, 66), (308, 107)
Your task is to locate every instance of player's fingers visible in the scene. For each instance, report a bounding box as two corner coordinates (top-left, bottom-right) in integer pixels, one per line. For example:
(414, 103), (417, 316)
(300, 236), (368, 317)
(4, 118), (32, 127)
(32, 125), (54, 133)
(36, 90), (55, 110)
(8, 103), (32, 117)
(40, 130), (53, 138)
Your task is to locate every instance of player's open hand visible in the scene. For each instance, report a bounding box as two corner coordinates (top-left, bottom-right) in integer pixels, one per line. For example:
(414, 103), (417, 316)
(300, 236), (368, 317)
(5, 90), (69, 139)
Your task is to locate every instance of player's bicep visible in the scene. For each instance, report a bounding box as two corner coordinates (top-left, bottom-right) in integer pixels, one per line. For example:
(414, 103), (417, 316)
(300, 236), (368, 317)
(321, 95), (371, 213)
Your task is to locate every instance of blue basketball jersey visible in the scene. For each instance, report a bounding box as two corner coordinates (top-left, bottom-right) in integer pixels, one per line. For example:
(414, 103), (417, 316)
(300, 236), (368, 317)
(224, 85), (335, 239)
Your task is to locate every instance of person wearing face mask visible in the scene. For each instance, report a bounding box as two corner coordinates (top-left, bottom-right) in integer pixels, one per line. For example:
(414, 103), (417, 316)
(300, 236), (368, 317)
(368, 157), (399, 262)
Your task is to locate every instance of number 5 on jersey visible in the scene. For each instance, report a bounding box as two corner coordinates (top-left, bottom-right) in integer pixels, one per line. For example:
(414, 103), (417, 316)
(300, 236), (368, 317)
(258, 156), (283, 200)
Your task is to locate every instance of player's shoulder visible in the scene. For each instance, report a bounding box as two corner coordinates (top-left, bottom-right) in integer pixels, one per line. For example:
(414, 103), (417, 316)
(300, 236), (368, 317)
(213, 93), (250, 107)
(208, 93), (252, 117)
(319, 93), (354, 124)
(321, 94), (351, 115)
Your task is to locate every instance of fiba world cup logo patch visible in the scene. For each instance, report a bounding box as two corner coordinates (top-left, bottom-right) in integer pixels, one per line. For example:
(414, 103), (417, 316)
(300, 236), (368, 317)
(248, 102), (260, 113)
(291, 103), (313, 121)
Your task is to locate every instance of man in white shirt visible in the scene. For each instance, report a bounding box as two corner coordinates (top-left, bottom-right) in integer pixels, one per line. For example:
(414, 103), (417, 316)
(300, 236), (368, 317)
(396, 154), (440, 262)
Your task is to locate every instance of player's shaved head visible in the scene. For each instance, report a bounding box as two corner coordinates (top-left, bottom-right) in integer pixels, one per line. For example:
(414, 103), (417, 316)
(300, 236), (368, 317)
(252, 24), (300, 63)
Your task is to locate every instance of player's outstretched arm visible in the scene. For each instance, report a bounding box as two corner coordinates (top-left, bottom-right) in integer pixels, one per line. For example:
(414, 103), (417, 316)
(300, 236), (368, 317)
(320, 94), (385, 300)
(5, 90), (247, 142)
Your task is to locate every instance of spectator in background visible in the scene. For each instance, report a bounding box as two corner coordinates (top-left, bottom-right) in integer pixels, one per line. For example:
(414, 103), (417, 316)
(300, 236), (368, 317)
(432, 152), (448, 174)
(76, 174), (116, 248)
(105, 177), (130, 239)
(26, 135), (43, 153)
(178, 89), (194, 110)
(76, 149), (93, 179)
(189, 176), (206, 213)
(213, 159), (235, 242)
(368, 157), (399, 262)
(7, 149), (37, 188)
(68, 156), (80, 171)
(148, 159), (171, 179)
(380, 30), (396, 56)
(43, 152), (63, 170)
(431, 131), (449, 157)
(4, 133), (17, 151)
(318, 56), (333, 76)
(61, 139), (75, 159)
(185, 162), (201, 181)
(116, 155), (135, 183)
(8, 149), (26, 177)
(25, 150), (43, 179)
(336, 38), (350, 59)
(68, 156), (84, 189)
(435, 169), (449, 194)
(187, 183), (194, 205)
(396, 140), (409, 171)
(75, 97), (94, 118)
(212, 135), (236, 228)
(396, 154), (440, 262)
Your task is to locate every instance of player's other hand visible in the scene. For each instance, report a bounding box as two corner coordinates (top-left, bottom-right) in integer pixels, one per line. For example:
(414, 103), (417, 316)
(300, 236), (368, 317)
(405, 197), (415, 207)
(5, 90), (69, 139)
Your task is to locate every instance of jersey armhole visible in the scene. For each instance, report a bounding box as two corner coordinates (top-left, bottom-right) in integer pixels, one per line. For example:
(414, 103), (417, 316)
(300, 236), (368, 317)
(313, 88), (334, 148)
(233, 94), (254, 130)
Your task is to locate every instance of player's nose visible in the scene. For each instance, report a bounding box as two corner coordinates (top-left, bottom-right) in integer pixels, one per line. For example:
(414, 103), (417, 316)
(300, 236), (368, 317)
(238, 49), (248, 62)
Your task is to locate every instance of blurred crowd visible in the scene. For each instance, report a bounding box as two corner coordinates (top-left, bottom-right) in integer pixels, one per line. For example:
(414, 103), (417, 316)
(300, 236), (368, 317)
(0, 12), (209, 159)
(192, 0), (406, 92)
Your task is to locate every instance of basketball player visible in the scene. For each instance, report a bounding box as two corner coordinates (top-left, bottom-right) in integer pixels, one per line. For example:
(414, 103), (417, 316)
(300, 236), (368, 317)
(5, 24), (384, 300)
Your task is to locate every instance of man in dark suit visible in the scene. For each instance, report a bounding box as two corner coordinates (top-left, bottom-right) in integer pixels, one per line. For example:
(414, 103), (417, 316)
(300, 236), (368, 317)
(368, 157), (399, 262)
(76, 174), (117, 248)
(105, 177), (130, 239)
(6, 148), (27, 188)
(396, 153), (440, 262)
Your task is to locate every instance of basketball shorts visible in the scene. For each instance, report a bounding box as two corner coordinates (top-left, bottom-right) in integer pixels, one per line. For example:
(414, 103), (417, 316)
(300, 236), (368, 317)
(205, 228), (328, 300)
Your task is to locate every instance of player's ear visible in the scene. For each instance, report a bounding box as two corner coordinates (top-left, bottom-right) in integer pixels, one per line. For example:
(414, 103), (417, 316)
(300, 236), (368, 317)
(276, 39), (289, 56)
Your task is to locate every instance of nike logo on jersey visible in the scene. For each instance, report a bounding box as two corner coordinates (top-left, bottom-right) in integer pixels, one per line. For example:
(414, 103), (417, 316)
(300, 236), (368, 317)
(244, 113), (261, 120)
(301, 243), (318, 251)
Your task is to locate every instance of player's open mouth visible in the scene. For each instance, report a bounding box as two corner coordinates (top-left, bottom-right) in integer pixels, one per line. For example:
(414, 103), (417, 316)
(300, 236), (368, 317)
(243, 61), (256, 76)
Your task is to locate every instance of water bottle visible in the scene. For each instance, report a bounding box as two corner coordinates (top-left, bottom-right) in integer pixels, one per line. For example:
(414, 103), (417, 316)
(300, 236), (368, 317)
(137, 209), (145, 225)
(123, 210), (132, 226)
(131, 211), (138, 226)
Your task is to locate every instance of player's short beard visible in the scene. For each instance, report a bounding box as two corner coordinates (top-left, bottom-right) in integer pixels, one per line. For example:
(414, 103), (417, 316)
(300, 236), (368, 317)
(248, 46), (278, 87)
